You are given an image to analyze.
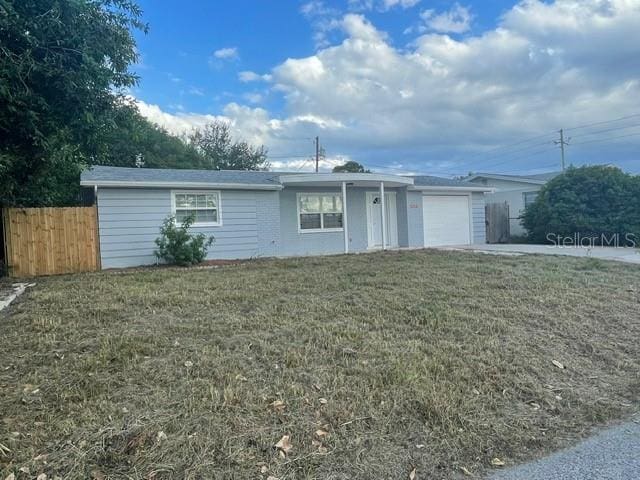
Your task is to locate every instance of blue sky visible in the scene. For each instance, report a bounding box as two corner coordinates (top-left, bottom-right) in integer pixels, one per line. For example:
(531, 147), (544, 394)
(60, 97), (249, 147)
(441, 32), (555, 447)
(131, 0), (640, 175)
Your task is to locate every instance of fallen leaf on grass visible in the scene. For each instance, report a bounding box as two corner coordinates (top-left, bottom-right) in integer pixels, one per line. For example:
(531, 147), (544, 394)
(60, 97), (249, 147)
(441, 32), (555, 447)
(319, 398), (328, 405)
(4, 474), (15, 480)
(314, 429), (329, 438)
(491, 458), (505, 466)
(552, 360), (565, 369)
(409, 467), (416, 479)
(184, 361), (193, 368)
(260, 465), (268, 474)
(156, 431), (167, 443)
(90, 470), (105, 480)
(460, 466), (473, 476)
(270, 400), (285, 412)
(266, 476), (280, 480)
(36, 474), (47, 480)
(18, 468), (29, 474)
(235, 374), (248, 382)
(274, 435), (292, 457)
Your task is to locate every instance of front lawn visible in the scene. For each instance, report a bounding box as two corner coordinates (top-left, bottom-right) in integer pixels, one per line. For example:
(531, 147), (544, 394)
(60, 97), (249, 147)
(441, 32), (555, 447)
(1, 251), (639, 479)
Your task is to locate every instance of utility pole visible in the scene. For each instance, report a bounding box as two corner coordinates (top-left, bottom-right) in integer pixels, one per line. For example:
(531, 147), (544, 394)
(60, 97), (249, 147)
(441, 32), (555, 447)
(315, 136), (320, 173)
(554, 129), (569, 171)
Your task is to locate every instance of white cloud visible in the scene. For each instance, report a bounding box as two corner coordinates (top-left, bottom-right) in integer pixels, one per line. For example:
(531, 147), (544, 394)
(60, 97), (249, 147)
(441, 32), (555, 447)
(270, 155), (348, 172)
(188, 86), (204, 96)
(238, 71), (272, 82)
(381, 0), (421, 10)
(138, 0), (640, 174)
(421, 3), (473, 34)
(300, 0), (342, 49)
(243, 92), (264, 104)
(349, 0), (420, 11)
(213, 47), (238, 60)
(301, 0), (339, 17)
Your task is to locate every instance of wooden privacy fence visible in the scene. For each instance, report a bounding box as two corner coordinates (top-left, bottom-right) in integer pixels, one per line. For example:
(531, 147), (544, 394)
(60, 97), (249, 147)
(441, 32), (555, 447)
(485, 202), (510, 244)
(2, 207), (100, 277)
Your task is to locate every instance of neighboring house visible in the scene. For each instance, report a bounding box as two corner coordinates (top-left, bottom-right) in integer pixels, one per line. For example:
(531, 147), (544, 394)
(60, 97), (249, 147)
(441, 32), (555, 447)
(466, 172), (560, 237)
(81, 166), (492, 269)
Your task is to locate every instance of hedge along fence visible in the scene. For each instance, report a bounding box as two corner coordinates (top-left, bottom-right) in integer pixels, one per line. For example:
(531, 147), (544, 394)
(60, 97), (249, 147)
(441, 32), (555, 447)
(2, 207), (101, 277)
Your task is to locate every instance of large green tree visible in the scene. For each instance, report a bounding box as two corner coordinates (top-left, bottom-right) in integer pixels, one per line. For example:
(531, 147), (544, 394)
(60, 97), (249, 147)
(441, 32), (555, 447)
(522, 165), (640, 246)
(96, 101), (207, 170)
(0, 0), (146, 206)
(332, 161), (369, 173)
(187, 120), (269, 171)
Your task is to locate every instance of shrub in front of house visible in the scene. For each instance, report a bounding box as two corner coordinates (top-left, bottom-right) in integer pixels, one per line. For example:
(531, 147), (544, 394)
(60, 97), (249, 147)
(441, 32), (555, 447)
(155, 214), (215, 266)
(522, 165), (640, 246)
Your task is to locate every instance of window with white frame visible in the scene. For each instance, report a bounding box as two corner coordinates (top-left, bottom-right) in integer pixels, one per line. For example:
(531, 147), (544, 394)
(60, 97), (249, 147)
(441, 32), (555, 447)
(523, 191), (539, 208)
(298, 193), (343, 231)
(173, 191), (221, 226)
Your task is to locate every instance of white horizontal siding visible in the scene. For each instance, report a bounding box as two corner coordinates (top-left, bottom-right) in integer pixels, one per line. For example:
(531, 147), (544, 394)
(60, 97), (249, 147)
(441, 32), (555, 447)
(471, 192), (487, 244)
(97, 188), (263, 268)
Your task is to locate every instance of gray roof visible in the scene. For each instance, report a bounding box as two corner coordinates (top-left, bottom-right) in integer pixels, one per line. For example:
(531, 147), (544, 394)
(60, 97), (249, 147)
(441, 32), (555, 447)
(410, 175), (477, 187)
(467, 171), (561, 183)
(81, 165), (489, 191)
(82, 165), (284, 186)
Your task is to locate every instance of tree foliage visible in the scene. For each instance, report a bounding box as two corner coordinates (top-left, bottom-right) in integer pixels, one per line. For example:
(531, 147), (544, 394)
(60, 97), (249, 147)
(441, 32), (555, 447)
(332, 161), (370, 173)
(154, 214), (215, 266)
(522, 166), (640, 245)
(187, 120), (269, 171)
(0, 0), (147, 206)
(95, 101), (207, 170)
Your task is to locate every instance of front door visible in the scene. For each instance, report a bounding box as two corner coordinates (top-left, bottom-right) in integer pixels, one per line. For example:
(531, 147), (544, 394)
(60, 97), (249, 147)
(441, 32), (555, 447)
(366, 192), (398, 248)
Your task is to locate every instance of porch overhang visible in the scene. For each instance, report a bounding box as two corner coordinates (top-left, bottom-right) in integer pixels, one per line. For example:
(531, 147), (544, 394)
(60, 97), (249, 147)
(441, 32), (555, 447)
(278, 173), (414, 188)
(409, 185), (494, 193)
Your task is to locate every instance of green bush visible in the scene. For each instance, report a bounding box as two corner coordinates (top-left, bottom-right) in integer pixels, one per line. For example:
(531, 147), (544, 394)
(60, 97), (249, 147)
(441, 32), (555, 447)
(522, 165), (640, 246)
(155, 215), (215, 266)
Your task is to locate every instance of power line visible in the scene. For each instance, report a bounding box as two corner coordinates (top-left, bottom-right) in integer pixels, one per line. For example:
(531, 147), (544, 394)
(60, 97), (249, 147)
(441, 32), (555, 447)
(454, 113), (640, 170)
(570, 131), (640, 147)
(569, 122), (640, 140)
(564, 113), (640, 132)
(268, 153), (313, 159)
(449, 132), (557, 168)
(294, 158), (315, 171)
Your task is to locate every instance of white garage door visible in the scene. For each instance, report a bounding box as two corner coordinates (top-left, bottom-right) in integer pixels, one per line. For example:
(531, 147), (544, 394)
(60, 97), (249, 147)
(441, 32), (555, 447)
(423, 195), (471, 246)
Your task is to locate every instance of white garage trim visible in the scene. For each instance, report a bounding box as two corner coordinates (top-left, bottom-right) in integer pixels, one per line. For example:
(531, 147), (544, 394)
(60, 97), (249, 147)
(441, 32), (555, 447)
(422, 193), (473, 247)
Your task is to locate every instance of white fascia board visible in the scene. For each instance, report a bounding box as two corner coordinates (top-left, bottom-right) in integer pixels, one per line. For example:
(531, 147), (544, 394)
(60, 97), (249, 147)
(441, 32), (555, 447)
(409, 185), (495, 193)
(80, 180), (283, 190)
(279, 173), (414, 185)
(466, 174), (546, 185)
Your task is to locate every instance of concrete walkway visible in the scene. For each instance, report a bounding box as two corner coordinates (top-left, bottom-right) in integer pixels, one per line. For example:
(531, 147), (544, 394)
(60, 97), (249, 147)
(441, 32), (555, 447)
(441, 244), (640, 265)
(489, 420), (640, 480)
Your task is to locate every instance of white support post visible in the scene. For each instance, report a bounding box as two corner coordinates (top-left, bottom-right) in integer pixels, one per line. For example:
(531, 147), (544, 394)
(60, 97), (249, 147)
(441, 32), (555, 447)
(342, 181), (349, 254)
(380, 182), (386, 250)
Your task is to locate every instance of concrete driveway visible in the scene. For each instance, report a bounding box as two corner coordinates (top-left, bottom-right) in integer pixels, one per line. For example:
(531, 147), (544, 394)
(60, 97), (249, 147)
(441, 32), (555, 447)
(441, 244), (640, 265)
(489, 420), (640, 480)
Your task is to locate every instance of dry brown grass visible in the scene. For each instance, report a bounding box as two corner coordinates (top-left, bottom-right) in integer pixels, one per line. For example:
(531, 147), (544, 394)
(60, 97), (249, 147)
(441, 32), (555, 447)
(1, 250), (639, 479)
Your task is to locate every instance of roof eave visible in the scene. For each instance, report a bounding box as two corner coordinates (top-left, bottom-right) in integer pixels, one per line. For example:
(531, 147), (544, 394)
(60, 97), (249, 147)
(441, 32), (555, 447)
(80, 179), (283, 190)
(279, 173), (414, 186)
(409, 185), (495, 193)
(466, 174), (546, 185)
